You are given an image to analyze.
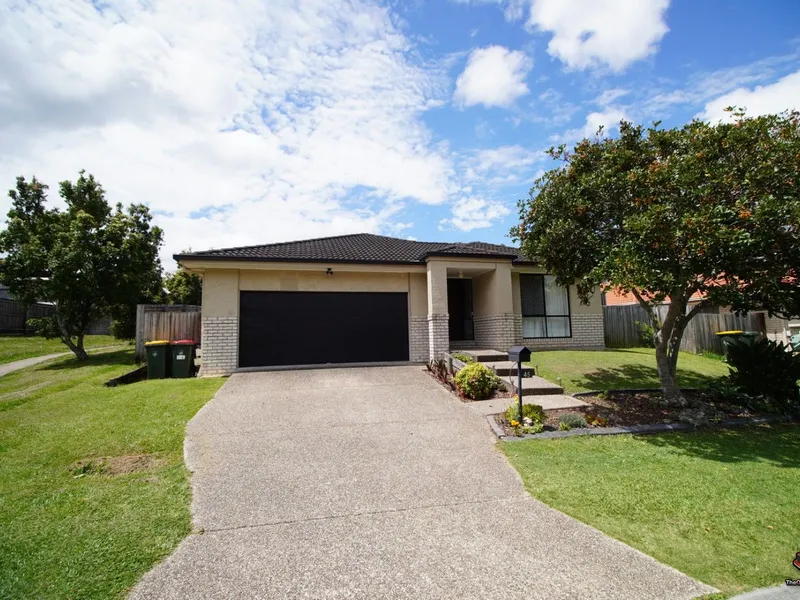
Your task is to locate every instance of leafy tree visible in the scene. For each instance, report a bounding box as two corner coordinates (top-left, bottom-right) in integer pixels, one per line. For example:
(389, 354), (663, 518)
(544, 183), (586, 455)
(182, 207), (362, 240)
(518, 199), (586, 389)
(164, 258), (202, 306)
(514, 109), (800, 405)
(0, 172), (163, 359)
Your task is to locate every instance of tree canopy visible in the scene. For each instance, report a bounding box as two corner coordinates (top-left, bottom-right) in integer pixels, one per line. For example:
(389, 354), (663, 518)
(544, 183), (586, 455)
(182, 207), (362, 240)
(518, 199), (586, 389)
(165, 262), (202, 306)
(514, 109), (800, 403)
(0, 172), (163, 359)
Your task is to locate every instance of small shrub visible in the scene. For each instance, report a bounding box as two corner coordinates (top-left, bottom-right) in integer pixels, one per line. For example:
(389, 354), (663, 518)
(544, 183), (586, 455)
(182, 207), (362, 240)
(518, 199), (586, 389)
(558, 421), (571, 431)
(596, 390), (611, 402)
(725, 338), (800, 414)
(585, 414), (609, 427)
(427, 359), (449, 383)
(706, 378), (757, 408)
(26, 316), (60, 339)
(634, 320), (656, 347)
(505, 400), (545, 425)
(454, 362), (500, 400)
(510, 421), (544, 436)
(558, 412), (588, 429)
(450, 352), (475, 364)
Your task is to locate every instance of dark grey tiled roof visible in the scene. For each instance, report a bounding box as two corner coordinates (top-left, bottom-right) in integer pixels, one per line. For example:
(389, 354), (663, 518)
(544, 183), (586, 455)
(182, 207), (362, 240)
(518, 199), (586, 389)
(175, 233), (532, 265)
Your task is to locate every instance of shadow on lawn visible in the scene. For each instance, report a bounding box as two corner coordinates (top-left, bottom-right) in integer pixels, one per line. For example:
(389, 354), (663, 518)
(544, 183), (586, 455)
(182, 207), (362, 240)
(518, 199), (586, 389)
(40, 348), (135, 371)
(575, 363), (720, 391)
(636, 424), (800, 468)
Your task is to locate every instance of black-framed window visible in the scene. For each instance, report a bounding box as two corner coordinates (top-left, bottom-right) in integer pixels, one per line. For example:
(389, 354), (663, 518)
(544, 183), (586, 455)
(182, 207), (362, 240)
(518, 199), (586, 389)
(520, 274), (571, 338)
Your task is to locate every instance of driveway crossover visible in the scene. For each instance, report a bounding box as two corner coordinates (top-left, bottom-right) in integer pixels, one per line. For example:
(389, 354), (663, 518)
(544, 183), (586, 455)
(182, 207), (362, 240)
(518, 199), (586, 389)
(131, 366), (715, 599)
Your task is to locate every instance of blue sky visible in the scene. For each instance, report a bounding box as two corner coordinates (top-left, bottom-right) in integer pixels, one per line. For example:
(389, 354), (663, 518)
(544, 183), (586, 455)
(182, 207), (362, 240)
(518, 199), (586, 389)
(1, 0), (799, 267)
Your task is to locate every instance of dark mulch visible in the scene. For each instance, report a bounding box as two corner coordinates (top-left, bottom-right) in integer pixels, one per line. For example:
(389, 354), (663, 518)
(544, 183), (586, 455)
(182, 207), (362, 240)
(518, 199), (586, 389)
(573, 389), (761, 427)
(494, 389), (767, 436)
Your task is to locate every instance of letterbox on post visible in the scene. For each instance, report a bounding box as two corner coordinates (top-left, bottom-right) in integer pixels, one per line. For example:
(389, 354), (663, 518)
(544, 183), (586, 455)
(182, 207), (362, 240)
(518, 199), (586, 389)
(508, 346), (531, 364)
(508, 346), (531, 422)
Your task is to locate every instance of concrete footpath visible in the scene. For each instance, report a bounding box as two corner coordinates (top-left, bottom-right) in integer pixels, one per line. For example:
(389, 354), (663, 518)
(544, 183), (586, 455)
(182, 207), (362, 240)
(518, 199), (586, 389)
(0, 352), (71, 377)
(0, 345), (127, 377)
(130, 366), (716, 600)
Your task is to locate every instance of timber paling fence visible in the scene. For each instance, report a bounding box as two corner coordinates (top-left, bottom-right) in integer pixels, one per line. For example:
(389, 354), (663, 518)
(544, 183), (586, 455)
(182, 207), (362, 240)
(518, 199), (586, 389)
(0, 300), (110, 335)
(603, 304), (766, 355)
(0, 299), (56, 334)
(135, 304), (201, 360)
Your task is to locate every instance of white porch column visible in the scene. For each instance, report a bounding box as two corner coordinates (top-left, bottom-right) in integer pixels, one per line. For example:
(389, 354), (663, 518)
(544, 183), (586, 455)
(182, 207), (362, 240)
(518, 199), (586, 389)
(426, 260), (449, 360)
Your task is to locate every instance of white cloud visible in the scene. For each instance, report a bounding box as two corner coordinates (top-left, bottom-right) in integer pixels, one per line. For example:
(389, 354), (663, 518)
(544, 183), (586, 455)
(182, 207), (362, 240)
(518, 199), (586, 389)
(453, 46), (532, 108)
(525, 0), (670, 71)
(641, 52), (800, 118)
(701, 70), (800, 122)
(453, 0), (670, 72)
(593, 88), (630, 107)
(462, 145), (544, 185)
(555, 107), (628, 143)
(440, 196), (511, 231)
(0, 0), (455, 266)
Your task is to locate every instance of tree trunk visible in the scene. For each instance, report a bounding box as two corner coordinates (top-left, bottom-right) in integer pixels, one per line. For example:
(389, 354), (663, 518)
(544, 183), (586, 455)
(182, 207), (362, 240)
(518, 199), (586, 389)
(654, 341), (685, 405)
(62, 336), (89, 361)
(650, 295), (690, 407)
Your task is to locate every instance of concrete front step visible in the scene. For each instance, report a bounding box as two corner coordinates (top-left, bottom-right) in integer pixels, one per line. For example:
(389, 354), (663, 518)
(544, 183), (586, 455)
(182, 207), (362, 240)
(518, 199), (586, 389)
(462, 349), (508, 362)
(502, 374), (564, 396)
(481, 361), (537, 377)
(467, 394), (588, 416)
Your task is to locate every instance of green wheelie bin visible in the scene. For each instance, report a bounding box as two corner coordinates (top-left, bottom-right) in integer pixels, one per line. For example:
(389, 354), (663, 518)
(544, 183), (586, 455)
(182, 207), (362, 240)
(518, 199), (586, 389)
(145, 340), (170, 379)
(170, 340), (196, 378)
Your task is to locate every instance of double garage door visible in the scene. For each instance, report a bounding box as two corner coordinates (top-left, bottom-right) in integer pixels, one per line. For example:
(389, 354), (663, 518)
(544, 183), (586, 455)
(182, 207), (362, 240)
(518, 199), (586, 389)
(239, 291), (410, 368)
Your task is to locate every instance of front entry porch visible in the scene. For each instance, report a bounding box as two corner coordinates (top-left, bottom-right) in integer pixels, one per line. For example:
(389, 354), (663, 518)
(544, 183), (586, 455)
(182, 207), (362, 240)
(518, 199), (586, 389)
(425, 258), (519, 359)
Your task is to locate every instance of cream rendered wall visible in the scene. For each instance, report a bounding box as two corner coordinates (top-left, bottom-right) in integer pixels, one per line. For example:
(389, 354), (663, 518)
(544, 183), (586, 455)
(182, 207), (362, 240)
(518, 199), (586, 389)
(473, 272), (491, 316)
(471, 264), (513, 317)
(408, 273), (428, 317)
(202, 269), (239, 317)
(239, 269), (409, 293)
(426, 261), (448, 315)
(511, 272), (521, 314)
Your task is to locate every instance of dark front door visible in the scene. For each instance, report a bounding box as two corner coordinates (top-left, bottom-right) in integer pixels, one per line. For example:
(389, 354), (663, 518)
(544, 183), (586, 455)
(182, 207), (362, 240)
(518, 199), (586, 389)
(447, 279), (474, 341)
(239, 291), (409, 368)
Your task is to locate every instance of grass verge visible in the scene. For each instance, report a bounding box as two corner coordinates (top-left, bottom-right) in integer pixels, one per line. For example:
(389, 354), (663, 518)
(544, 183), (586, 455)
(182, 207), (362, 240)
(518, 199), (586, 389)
(502, 425), (800, 596)
(526, 348), (730, 394)
(0, 349), (224, 599)
(0, 334), (125, 365)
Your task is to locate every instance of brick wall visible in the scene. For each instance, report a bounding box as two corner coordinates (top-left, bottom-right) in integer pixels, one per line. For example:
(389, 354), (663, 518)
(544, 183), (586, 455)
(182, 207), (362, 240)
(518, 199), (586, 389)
(427, 314), (449, 361)
(474, 314), (517, 351)
(410, 316), (429, 362)
(200, 316), (238, 376)
(521, 313), (605, 350)
(449, 339), (478, 350)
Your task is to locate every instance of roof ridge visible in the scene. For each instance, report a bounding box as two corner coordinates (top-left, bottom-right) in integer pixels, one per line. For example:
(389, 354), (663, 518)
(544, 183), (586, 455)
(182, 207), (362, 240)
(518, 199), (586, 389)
(178, 232), (374, 256)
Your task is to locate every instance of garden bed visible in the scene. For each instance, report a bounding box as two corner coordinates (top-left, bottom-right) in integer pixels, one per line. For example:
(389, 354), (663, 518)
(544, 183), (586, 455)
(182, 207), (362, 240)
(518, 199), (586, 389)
(494, 388), (775, 437)
(425, 360), (511, 403)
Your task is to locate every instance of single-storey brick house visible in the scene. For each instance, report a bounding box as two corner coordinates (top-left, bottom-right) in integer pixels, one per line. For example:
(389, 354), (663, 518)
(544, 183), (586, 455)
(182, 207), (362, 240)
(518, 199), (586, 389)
(175, 234), (605, 376)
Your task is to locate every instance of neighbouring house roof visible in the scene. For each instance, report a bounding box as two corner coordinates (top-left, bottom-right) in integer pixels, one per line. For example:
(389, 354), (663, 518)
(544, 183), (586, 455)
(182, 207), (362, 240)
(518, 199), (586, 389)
(603, 288), (706, 306)
(175, 233), (534, 266)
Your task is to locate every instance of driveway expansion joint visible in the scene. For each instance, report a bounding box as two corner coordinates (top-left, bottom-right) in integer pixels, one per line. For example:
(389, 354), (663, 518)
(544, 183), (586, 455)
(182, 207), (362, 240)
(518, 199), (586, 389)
(200, 495), (531, 534)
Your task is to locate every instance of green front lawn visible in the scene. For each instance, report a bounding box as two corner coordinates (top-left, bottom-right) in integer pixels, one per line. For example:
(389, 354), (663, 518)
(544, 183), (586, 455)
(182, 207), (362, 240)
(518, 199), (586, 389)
(502, 426), (800, 596)
(0, 350), (224, 599)
(0, 334), (124, 365)
(527, 348), (729, 393)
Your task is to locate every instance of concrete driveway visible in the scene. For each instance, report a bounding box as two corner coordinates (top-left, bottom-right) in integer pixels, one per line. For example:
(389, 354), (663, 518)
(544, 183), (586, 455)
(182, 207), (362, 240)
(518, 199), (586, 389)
(131, 366), (714, 600)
